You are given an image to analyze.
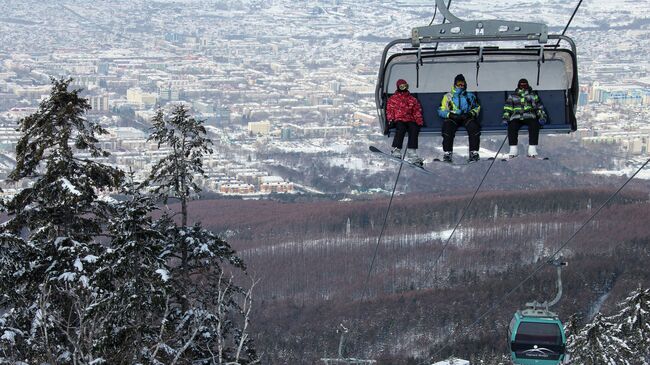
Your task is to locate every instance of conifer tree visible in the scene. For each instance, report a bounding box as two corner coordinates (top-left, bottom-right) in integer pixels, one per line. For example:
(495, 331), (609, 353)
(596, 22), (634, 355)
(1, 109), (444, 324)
(610, 287), (650, 360)
(144, 104), (258, 363)
(564, 313), (582, 341)
(567, 313), (632, 365)
(0, 78), (123, 363)
(90, 175), (173, 363)
(146, 105), (212, 228)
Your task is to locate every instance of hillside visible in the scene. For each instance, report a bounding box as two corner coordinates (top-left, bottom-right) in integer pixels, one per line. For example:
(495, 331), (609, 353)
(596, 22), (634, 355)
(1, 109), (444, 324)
(185, 186), (650, 363)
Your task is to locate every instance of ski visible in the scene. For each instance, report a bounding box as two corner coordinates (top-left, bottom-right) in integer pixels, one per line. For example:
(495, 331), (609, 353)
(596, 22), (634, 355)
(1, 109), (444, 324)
(369, 146), (434, 175)
(431, 157), (490, 166)
(499, 155), (550, 162)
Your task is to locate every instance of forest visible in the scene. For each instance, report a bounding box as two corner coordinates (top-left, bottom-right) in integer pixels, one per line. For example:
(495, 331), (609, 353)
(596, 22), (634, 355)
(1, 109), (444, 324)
(184, 187), (650, 363)
(2, 80), (649, 364)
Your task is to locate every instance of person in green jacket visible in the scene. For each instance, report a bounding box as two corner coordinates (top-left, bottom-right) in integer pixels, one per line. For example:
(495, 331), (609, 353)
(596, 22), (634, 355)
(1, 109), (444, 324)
(502, 78), (548, 158)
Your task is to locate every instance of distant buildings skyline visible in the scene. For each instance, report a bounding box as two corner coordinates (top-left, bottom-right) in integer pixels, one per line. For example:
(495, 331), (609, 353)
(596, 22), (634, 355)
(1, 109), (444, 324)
(1, 0), (650, 195)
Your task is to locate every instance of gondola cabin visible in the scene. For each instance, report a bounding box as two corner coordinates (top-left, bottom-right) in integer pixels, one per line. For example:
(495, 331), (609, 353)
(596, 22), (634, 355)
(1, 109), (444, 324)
(508, 309), (566, 365)
(376, 4), (578, 137)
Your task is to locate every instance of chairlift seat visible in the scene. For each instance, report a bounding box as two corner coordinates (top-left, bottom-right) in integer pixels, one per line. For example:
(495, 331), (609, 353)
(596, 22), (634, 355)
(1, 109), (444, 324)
(377, 48), (578, 136)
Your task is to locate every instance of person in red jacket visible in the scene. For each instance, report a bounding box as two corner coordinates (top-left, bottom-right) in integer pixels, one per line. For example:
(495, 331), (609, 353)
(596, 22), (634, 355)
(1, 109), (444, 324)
(386, 79), (424, 166)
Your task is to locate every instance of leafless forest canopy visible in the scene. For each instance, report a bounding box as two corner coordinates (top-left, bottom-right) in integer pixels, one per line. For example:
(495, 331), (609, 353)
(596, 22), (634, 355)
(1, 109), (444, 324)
(181, 186), (650, 363)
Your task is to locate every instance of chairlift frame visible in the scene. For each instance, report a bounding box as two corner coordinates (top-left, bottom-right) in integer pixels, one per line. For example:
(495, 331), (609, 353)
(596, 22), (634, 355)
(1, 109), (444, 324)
(376, 0), (579, 137)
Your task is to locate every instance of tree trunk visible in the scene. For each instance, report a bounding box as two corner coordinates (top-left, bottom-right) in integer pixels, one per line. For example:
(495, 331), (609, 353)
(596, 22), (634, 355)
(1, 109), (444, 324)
(181, 196), (188, 269)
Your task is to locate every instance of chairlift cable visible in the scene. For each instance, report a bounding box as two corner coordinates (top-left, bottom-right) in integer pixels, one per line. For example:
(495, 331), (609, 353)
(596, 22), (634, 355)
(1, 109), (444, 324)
(428, 4), (438, 26)
(347, 151), (406, 358)
(421, 157), (650, 364)
(428, 0), (452, 26)
(428, 0), (452, 54)
(442, 0), (452, 24)
(554, 0), (583, 48)
(361, 150), (407, 300)
(423, 135), (508, 284)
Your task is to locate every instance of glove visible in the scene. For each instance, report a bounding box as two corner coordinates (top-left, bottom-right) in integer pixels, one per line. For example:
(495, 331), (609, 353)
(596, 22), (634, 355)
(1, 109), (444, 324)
(538, 118), (547, 126)
(388, 120), (396, 129)
(460, 113), (471, 122)
(502, 119), (509, 125)
(448, 113), (461, 122)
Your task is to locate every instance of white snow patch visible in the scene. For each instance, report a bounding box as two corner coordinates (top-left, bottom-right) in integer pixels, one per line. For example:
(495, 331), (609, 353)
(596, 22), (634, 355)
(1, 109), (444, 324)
(74, 258), (83, 272)
(592, 168), (650, 180)
(59, 178), (81, 196)
(97, 194), (117, 204)
(59, 272), (76, 282)
(156, 268), (170, 282)
(82, 255), (99, 263)
(1, 330), (15, 344)
(243, 227), (462, 255)
(588, 291), (612, 321)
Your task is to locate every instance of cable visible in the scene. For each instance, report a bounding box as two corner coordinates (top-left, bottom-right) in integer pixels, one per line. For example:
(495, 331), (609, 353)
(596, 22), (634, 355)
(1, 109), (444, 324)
(428, 5), (438, 26)
(361, 150), (406, 300)
(422, 135), (508, 287)
(428, 0), (452, 26)
(342, 150), (407, 361)
(554, 0), (583, 48)
(422, 157), (650, 364)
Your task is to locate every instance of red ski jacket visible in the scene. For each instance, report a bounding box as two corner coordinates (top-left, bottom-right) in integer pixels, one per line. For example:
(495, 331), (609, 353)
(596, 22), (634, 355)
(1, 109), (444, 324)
(386, 91), (424, 126)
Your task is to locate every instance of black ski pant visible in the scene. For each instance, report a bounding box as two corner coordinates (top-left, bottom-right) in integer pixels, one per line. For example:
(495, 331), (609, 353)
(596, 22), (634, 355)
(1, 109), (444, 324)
(507, 118), (540, 146)
(442, 118), (480, 152)
(391, 121), (420, 149)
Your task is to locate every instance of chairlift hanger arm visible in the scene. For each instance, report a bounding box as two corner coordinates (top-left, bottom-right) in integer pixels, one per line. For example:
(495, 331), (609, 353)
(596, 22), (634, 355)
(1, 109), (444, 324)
(416, 0), (548, 46)
(412, 20), (549, 47)
(547, 259), (567, 308)
(434, 0), (461, 23)
(525, 259), (567, 310)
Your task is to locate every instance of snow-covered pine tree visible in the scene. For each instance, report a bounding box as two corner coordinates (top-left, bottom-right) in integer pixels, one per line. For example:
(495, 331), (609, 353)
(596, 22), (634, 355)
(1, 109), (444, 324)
(145, 105), (212, 230)
(0, 78), (124, 363)
(144, 105), (258, 363)
(564, 313), (582, 341)
(89, 175), (174, 363)
(610, 287), (650, 361)
(567, 312), (632, 365)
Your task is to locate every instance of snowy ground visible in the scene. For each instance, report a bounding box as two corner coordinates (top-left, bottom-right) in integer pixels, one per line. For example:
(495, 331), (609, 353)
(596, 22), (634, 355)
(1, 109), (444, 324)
(241, 227), (464, 256)
(269, 139), (350, 154)
(591, 158), (650, 180)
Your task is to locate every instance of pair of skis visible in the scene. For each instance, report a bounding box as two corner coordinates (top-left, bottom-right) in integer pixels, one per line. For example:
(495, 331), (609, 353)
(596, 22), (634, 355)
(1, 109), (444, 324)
(370, 146), (548, 175)
(369, 146), (435, 175)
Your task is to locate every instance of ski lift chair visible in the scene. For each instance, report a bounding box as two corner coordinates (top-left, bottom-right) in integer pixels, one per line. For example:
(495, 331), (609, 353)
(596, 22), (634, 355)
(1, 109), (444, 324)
(376, 0), (578, 138)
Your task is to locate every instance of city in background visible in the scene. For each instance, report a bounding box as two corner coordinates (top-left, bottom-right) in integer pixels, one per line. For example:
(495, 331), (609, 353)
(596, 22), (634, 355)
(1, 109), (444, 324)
(1, 0), (649, 199)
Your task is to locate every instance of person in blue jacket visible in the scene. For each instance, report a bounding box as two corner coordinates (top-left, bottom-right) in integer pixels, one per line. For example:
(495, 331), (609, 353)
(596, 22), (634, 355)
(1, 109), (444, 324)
(437, 74), (481, 162)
